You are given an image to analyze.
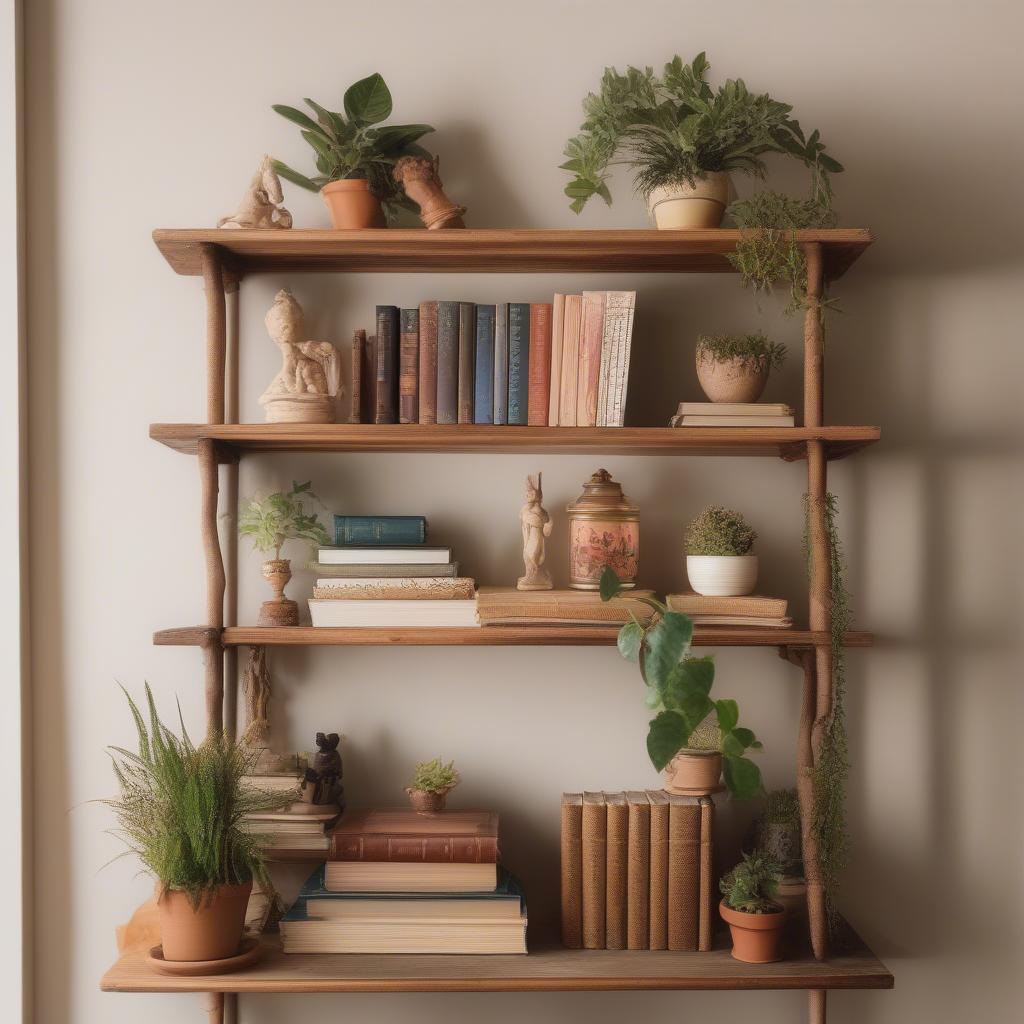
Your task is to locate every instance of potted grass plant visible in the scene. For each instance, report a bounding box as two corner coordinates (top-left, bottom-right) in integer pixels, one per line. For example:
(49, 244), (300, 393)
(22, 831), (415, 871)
(720, 851), (787, 963)
(273, 73), (435, 228)
(685, 506), (759, 597)
(105, 686), (287, 963)
(406, 757), (460, 814)
(695, 333), (786, 404)
(561, 53), (841, 229)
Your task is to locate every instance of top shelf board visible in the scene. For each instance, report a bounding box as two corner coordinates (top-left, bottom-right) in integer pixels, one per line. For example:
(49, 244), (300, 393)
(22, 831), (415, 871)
(152, 228), (872, 280)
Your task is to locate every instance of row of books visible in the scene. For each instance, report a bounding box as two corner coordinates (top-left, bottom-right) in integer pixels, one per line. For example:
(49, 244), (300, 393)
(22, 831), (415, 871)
(669, 401), (796, 427)
(561, 791), (715, 952)
(350, 292), (636, 428)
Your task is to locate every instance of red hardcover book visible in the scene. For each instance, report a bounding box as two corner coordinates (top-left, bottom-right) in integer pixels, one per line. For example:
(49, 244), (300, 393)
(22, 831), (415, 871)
(576, 291), (606, 427)
(417, 301), (438, 425)
(329, 809), (499, 863)
(527, 303), (553, 426)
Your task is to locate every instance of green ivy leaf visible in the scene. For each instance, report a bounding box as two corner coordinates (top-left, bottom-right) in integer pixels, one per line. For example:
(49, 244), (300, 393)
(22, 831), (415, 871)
(723, 754), (762, 801)
(721, 731), (744, 757)
(731, 726), (756, 749)
(715, 698), (739, 735)
(599, 566), (623, 601)
(617, 621), (643, 662)
(344, 73), (393, 125)
(647, 710), (688, 771)
(643, 612), (693, 691)
(272, 160), (320, 192)
(272, 104), (328, 137)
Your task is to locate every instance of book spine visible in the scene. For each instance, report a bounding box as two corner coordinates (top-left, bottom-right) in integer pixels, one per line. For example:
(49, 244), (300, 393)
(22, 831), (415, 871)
(349, 329), (365, 424)
(399, 308), (419, 424)
(374, 306), (399, 424)
(548, 293), (565, 426)
(493, 303), (509, 425)
(596, 291), (613, 428)
(473, 304), (495, 424)
(435, 301), (459, 424)
(581, 792), (607, 949)
(559, 294), (581, 427)
(667, 797), (701, 951)
(605, 794), (628, 950)
(333, 516), (427, 547)
(577, 292), (605, 427)
(698, 797), (715, 952)
(560, 793), (583, 949)
(647, 792), (668, 950)
(507, 302), (530, 425)
(330, 834), (498, 863)
(310, 562), (459, 578)
(457, 302), (476, 424)
(667, 594), (788, 617)
(626, 794), (651, 950)
(527, 303), (553, 426)
(417, 301), (438, 425)
(314, 578), (475, 600)
(604, 291), (636, 428)
(360, 332), (377, 425)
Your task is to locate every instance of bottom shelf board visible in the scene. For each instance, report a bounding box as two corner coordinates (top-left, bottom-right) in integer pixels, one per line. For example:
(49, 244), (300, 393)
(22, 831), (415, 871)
(101, 934), (892, 994)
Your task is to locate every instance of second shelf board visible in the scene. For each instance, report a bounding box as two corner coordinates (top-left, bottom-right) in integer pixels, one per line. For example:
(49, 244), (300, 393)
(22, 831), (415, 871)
(150, 423), (881, 461)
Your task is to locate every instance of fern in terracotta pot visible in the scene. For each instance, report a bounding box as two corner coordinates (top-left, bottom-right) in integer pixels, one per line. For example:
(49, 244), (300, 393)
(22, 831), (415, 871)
(406, 758), (459, 815)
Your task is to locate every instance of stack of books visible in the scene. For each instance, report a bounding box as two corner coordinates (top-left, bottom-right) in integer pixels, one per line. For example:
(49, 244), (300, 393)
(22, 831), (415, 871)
(560, 791), (715, 952)
(280, 809), (527, 954)
(242, 809), (338, 854)
(669, 401), (795, 427)
(308, 514), (478, 628)
(350, 293), (636, 429)
(667, 592), (792, 629)
(476, 588), (656, 627)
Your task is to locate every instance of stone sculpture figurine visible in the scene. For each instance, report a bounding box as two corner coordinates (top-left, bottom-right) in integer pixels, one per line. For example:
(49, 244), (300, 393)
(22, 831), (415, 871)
(393, 155), (466, 229)
(218, 155), (293, 230)
(517, 472), (554, 591)
(259, 289), (342, 423)
(298, 732), (344, 812)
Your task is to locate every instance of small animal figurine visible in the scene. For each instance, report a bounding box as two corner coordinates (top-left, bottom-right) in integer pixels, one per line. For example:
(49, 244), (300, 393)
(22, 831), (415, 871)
(299, 732), (344, 809)
(517, 472), (554, 591)
(393, 155), (466, 229)
(218, 155), (293, 230)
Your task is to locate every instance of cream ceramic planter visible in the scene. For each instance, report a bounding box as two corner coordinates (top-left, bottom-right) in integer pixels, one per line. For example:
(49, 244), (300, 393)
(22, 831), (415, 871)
(662, 749), (723, 795)
(687, 554), (758, 597)
(647, 172), (730, 229)
(696, 352), (770, 404)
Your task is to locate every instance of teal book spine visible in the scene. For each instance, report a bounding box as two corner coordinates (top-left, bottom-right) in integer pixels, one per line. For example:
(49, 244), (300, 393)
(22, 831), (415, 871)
(333, 516), (427, 546)
(507, 302), (531, 425)
(493, 303), (509, 425)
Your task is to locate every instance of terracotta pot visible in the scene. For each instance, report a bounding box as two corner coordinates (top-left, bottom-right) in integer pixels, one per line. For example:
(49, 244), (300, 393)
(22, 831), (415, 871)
(662, 749), (722, 795)
(686, 554), (758, 597)
(720, 898), (787, 963)
(405, 787), (449, 814)
(647, 172), (730, 229)
(321, 179), (385, 229)
(696, 351), (770, 403)
(157, 881), (252, 962)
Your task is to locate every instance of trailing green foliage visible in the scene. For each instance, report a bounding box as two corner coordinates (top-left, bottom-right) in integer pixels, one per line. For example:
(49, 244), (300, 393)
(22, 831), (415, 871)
(685, 506), (757, 556)
(720, 851), (783, 913)
(410, 758), (459, 794)
(760, 787), (800, 826)
(561, 52), (842, 214)
(600, 568), (763, 800)
(238, 480), (330, 560)
(105, 685), (287, 907)
(272, 73), (434, 223)
(696, 333), (787, 372)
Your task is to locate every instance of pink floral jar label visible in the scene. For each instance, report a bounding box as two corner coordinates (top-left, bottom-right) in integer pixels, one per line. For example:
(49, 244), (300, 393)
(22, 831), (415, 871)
(569, 519), (639, 587)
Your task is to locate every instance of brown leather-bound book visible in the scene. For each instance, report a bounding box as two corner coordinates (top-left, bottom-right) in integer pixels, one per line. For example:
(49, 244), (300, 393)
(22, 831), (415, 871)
(560, 793), (583, 949)
(417, 301), (438, 425)
(581, 791), (607, 949)
(558, 294), (582, 427)
(359, 333), (377, 425)
(399, 308), (419, 424)
(625, 791), (651, 950)
(375, 305), (399, 424)
(576, 291), (606, 426)
(328, 809), (498, 863)
(668, 592), (789, 618)
(457, 302), (475, 424)
(604, 792), (628, 950)
(647, 789), (669, 950)
(349, 329), (366, 424)
(667, 793), (701, 951)
(527, 302), (553, 426)
(698, 796), (715, 951)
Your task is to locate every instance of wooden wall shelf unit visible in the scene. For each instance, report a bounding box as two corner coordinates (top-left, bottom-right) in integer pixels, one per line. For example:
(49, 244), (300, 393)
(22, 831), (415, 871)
(105, 228), (889, 1024)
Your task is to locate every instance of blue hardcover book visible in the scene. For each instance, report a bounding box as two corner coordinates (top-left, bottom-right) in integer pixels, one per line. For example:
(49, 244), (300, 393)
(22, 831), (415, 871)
(474, 305), (496, 424)
(334, 515), (427, 546)
(507, 302), (531, 425)
(493, 303), (510, 425)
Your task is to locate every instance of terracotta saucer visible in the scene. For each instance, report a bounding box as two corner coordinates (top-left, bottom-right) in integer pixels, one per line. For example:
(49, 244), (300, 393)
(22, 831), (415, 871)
(147, 937), (262, 976)
(662, 783), (727, 797)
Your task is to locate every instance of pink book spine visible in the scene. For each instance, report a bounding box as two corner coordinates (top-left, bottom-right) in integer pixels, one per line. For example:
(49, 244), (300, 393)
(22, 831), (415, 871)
(576, 292), (606, 427)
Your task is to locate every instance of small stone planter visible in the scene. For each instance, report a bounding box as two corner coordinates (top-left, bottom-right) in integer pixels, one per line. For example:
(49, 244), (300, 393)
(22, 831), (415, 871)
(696, 351), (770, 404)
(647, 172), (730, 229)
(686, 554), (758, 597)
(720, 899), (787, 963)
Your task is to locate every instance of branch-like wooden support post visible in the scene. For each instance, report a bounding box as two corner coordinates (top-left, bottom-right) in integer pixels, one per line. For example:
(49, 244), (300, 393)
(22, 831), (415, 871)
(808, 988), (827, 1024)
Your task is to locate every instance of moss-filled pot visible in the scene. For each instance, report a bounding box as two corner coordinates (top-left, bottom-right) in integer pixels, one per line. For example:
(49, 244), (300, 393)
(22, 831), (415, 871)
(157, 880), (252, 962)
(720, 898), (787, 963)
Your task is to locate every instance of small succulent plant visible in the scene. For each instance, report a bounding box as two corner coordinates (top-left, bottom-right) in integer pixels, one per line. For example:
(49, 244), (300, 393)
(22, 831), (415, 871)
(410, 758), (459, 794)
(685, 506), (757, 557)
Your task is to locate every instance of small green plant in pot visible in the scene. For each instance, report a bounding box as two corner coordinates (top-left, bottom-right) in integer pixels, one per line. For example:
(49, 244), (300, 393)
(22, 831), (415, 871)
(600, 568), (763, 800)
(273, 73), (435, 228)
(695, 333), (786, 404)
(754, 788), (803, 877)
(720, 851), (786, 963)
(406, 758), (459, 815)
(685, 506), (759, 598)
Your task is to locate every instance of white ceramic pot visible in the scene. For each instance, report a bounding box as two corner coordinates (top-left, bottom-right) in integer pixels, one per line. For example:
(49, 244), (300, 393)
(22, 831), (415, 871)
(686, 554), (758, 597)
(647, 172), (730, 229)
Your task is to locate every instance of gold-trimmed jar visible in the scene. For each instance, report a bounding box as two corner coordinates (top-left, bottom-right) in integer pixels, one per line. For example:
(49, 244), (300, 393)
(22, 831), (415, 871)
(566, 469), (640, 590)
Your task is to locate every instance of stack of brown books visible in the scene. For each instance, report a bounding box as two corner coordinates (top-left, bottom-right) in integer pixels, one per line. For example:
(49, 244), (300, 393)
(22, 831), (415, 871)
(242, 809), (338, 853)
(667, 592), (792, 629)
(560, 791), (715, 952)
(476, 588), (656, 627)
(669, 401), (795, 427)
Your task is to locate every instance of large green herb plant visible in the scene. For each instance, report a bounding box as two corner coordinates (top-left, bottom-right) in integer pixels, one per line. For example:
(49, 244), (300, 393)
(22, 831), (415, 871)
(238, 481), (330, 561)
(272, 73), (434, 223)
(410, 758), (460, 794)
(720, 851), (783, 913)
(561, 53), (841, 214)
(600, 567), (763, 800)
(685, 506), (757, 556)
(696, 333), (787, 372)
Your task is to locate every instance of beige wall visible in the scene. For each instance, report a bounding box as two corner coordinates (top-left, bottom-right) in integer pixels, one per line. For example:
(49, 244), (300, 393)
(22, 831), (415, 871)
(25, 0), (1024, 1021)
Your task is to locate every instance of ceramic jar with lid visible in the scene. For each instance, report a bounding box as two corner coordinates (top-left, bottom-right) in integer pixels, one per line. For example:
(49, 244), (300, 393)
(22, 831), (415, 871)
(566, 469), (640, 590)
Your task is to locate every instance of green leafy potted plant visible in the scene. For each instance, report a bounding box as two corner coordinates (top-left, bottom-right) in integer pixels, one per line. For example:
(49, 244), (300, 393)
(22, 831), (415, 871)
(685, 506), (758, 597)
(754, 788), (803, 877)
(238, 481), (330, 626)
(695, 333), (786, 404)
(273, 73), (434, 228)
(719, 851), (786, 963)
(406, 757), (459, 815)
(105, 686), (285, 963)
(600, 568), (763, 799)
(561, 53), (841, 229)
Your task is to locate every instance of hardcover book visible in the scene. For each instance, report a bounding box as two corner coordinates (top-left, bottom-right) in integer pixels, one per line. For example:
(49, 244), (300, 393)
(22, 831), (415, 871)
(558, 294), (582, 427)
(399, 308), (419, 424)
(333, 515), (427, 547)
(308, 561), (460, 579)
(667, 592), (789, 618)
(625, 791), (651, 950)
(309, 599), (478, 628)
(676, 415), (796, 427)
(474, 304), (496, 424)
(418, 301), (439, 425)
(604, 792), (628, 950)
(560, 793), (583, 949)
(436, 300), (460, 424)
(548, 293), (566, 426)
(698, 796), (715, 952)
(318, 546), (452, 565)
(360, 332), (377, 424)
(313, 578), (475, 600)
(674, 401), (794, 417)
(507, 302), (531, 425)
(527, 302), (553, 426)
(581, 791), (607, 949)
(493, 303), (510, 425)
(349, 329), (366, 424)
(666, 793), (701, 951)
(577, 291), (606, 427)
(603, 290), (636, 427)
(457, 302), (476, 424)
(324, 860), (498, 893)
(329, 809), (498, 863)
(375, 305), (399, 424)
(475, 588), (655, 626)
(647, 789), (669, 950)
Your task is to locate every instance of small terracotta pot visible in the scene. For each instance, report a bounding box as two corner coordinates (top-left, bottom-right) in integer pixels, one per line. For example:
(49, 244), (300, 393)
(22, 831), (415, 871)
(406, 787), (450, 815)
(686, 554), (759, 597)
(662, 749), (722, 795)
(720, 899), (787, 963)
(696, 351), (770, 404)
(321, 179), (385, 229)
(157, 881), (252, 962)
(647, 172), (730, 229)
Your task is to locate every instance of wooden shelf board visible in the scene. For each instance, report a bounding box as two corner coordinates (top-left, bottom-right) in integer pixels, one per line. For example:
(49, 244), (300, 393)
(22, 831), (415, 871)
(149, 423), (880, 461)
(152, 228), (871, 280)
(154, 625), (872, 649)
(101, 934), (892, 994)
